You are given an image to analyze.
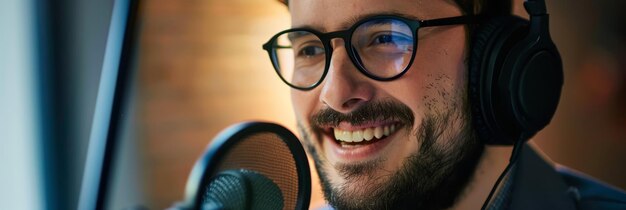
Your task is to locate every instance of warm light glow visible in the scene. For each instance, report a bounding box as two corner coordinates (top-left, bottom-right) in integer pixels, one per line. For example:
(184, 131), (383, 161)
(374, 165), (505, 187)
(137, 0), (324, 209)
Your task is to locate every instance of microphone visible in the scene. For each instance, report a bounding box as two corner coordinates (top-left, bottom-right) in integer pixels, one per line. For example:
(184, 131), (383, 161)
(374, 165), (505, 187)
(202, 169), (283, 210)
(176, 121), (311, 210)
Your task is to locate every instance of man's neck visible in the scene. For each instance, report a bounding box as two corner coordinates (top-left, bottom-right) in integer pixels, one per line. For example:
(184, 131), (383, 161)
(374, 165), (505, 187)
(450, 145), (514, 210)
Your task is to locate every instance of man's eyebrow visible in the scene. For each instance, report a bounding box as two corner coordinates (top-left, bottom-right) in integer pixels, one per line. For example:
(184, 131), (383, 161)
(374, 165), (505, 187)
(292, 11), (422, 32)
(338, 11), (422, 30)
(287, 31), (313, 42)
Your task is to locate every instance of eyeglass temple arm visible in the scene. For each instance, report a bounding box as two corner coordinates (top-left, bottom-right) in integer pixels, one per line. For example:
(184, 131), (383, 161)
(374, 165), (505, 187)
(419, 15), (481, 28)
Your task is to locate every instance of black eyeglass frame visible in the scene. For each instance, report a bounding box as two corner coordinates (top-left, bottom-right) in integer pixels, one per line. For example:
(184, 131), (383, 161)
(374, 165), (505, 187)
(263, 15), (477, 90)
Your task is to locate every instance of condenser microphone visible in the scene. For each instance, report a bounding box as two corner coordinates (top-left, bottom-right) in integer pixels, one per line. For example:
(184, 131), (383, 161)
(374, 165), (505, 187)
(177, 121), (311, 210)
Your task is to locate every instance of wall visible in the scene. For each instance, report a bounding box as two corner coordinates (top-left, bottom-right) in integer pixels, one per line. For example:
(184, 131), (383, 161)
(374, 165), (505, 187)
(136, 0), (324, 208)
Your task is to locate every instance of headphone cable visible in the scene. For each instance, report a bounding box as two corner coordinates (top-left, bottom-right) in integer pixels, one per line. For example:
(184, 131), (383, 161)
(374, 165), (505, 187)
(480, 133), (527, 210)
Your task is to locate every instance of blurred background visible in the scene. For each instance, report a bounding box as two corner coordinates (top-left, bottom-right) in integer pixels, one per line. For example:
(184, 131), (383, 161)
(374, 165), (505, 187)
(1, 0), (624, 209)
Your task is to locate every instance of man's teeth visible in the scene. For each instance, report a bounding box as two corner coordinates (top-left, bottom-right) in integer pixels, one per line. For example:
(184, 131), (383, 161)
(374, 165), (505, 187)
(333, 124), (397, 143)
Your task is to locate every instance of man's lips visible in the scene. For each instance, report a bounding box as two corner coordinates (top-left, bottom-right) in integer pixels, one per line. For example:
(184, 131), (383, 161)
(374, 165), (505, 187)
(318, 121), (404, 162)
(317, 121), (402, 143)
(333, 123), (398, 143)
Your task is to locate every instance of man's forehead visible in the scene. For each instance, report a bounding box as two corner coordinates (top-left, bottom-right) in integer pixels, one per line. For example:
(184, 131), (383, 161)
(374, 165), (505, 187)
(288, 0), (457, 31)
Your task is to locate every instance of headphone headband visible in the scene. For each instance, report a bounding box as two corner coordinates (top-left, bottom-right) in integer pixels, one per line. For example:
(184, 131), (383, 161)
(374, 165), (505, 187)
(525, 0), (547, 16)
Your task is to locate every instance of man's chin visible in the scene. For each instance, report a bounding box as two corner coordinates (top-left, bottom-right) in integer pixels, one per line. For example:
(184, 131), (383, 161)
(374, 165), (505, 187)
(339, 159), (388, 181)
(323, 165), (396, 206)
(332, 179), (383, 200)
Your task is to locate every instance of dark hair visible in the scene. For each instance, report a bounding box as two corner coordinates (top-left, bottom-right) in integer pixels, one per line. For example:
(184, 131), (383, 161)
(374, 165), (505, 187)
(278, 0), (489, 16)
(455, 0), (482, 15)
(276, 0), (492, 38)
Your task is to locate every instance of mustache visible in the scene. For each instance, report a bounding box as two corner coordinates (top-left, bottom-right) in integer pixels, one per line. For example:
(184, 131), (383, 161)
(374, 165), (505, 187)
(311, 100), (415, 129)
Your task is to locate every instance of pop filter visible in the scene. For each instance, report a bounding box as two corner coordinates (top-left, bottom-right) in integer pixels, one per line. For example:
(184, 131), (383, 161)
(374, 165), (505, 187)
(179, 121), (311, 210)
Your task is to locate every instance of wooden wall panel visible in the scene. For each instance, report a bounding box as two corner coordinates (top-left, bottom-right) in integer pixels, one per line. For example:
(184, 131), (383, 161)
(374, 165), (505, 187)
(137, 0), (324, 209)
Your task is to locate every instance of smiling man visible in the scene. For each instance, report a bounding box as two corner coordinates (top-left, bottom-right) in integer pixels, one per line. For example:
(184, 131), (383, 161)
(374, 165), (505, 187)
(262, 0), (626, 209)
(283, 0), (482, 209)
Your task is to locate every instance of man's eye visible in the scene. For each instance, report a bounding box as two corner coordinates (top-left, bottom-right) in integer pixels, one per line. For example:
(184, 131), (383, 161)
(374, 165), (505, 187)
(375, 34), (393, 44)
(298, 45), (324, 57)
(371, 33), (412, 46)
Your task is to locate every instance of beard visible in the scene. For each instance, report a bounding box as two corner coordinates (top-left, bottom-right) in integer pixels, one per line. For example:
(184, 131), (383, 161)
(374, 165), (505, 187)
(297, 91), (483, 210)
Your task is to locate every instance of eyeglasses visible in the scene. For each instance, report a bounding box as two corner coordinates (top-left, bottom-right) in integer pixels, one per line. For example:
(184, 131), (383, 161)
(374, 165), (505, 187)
(263, 15), (475, 90)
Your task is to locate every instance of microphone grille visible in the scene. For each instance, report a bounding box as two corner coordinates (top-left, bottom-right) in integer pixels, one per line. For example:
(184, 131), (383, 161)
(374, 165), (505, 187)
(213, 132), (302, 210)
(185, 122), (311, 210)
(202, 171), (247, 209)
(202, 169), (284, 210)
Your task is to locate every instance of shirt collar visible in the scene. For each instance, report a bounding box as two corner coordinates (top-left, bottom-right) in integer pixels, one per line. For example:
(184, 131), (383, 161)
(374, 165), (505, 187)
(507, 143), (578, 209)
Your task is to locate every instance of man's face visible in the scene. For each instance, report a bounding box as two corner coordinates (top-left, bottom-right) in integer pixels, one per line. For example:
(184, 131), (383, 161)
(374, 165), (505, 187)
(289, 0), (483, 209)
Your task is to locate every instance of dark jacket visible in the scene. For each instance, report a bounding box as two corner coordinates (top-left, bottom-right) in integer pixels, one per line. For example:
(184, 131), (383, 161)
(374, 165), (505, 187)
(316, 144), (626, 210)
(506, 144), (626, 210)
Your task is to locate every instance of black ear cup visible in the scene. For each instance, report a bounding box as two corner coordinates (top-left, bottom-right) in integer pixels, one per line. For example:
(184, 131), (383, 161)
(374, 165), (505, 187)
(469, 16), (528, 144)
(469, 13), (563, 145)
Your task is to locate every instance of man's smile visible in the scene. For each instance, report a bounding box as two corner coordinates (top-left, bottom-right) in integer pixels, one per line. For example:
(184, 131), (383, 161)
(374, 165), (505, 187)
(309, 100), (415, 164)
(317, 121), (407, 162)
(332, 122), (400, 143)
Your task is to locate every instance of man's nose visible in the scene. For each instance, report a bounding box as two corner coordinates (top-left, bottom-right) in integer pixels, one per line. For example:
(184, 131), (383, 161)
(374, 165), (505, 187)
(319, 40), (375, 114)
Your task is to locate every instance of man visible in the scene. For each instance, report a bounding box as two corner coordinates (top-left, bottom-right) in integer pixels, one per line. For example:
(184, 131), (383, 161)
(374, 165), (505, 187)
(262, 0), (626, 209)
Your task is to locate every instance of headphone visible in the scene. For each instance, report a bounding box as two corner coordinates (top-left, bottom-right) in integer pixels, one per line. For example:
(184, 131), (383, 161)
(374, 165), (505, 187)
(469, 0), (563, 145)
